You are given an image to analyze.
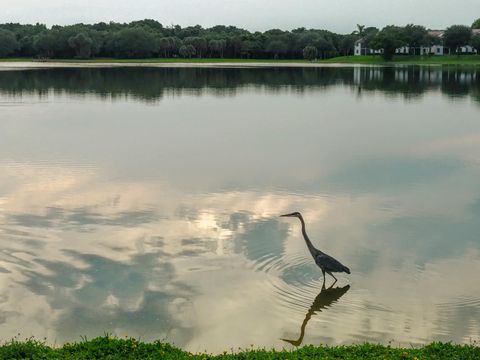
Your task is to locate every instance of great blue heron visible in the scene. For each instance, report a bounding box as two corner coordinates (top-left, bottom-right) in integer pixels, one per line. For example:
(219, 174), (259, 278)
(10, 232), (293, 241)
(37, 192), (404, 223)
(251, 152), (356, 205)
(280, 212), (350, 285)
(281, 283), (350, 346)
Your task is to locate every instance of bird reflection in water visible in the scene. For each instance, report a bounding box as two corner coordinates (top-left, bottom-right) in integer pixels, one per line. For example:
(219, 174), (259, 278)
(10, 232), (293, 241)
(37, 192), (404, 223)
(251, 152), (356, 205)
(281, 283), (350, 347)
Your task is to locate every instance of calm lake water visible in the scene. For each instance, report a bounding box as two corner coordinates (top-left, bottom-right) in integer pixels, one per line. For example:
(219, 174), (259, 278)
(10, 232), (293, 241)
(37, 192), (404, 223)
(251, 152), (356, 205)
(1, 66), (480, 352)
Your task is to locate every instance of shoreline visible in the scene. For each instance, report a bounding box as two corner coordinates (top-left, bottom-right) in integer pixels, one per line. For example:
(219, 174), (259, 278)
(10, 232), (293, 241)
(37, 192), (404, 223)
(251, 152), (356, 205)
(0, 61), (378, 70)
(1, 55), (480, 69)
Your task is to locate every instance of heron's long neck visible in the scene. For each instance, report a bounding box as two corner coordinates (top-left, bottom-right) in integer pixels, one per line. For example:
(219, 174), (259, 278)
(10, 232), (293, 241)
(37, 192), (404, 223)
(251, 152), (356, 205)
(299, 216), (316, 255)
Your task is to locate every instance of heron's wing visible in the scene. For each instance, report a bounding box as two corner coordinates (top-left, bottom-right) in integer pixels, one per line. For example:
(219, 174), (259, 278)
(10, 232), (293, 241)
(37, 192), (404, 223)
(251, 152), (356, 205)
(315, 252), (349, 273)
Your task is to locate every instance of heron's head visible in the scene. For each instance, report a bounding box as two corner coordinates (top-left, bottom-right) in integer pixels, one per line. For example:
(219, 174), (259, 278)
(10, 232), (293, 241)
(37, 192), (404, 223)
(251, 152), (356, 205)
(280, 211), (302, 218)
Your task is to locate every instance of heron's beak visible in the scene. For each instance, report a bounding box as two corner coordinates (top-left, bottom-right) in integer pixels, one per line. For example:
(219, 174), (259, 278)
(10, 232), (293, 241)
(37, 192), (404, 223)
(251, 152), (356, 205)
(280, 213), (295, 217)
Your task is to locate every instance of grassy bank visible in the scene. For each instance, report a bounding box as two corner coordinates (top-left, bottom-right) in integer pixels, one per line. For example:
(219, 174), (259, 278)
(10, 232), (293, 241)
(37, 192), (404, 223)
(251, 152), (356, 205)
(1, 336), (479, 359)
(1, 55), (480, 66)
(322, 55), (480, 65)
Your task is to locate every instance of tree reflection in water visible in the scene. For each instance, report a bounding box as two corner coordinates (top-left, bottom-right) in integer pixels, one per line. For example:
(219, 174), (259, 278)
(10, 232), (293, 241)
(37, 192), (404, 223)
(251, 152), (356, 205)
(0, 66), (479, 103)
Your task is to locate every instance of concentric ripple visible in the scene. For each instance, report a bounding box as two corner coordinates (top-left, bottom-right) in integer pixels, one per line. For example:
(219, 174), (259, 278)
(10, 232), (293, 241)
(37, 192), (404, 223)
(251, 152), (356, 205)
(250, 249), (347, 317)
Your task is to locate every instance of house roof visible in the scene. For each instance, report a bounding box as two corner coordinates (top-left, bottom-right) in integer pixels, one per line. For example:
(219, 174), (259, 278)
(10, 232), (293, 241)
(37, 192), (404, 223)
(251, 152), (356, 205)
(428, 30), (444, 38)
(354, 28), (478, 45)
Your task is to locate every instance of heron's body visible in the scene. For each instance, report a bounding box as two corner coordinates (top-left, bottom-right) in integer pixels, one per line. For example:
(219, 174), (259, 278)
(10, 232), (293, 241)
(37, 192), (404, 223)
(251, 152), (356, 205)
(281, 212), (350, 283)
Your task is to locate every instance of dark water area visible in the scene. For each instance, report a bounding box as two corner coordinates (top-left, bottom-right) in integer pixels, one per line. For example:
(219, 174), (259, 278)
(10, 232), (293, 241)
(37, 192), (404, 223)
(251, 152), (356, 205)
(0, 66), (480, 102)
(0, 66), (479, 352)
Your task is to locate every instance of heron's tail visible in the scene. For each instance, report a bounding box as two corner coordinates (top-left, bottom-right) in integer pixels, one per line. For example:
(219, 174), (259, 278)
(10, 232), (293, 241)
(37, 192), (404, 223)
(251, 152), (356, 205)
(343, 265), (351, 274)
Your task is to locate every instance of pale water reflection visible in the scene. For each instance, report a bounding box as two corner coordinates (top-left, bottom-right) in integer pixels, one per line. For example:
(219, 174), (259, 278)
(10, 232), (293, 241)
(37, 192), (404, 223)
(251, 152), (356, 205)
(0, 66), (480, 352)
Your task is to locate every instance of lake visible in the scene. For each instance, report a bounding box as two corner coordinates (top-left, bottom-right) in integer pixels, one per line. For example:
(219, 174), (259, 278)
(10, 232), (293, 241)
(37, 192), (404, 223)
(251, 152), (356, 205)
(0, 65), (479, 352)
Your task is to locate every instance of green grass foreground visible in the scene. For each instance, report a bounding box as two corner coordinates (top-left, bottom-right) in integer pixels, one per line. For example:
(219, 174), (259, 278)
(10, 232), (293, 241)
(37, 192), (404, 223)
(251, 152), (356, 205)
(1, 336), (479, 360)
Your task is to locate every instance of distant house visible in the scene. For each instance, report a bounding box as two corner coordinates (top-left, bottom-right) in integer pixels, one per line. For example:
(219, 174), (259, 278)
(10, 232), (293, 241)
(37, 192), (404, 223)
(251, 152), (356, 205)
(457, 28), (480, 54)
(426, 30), (446, 55)
(354, 29), (479, 56)
(459, 45), (477, 54)
(359, 30), (450, 56)
(354, 39), (382, 56)
(395, 46), (411, 55)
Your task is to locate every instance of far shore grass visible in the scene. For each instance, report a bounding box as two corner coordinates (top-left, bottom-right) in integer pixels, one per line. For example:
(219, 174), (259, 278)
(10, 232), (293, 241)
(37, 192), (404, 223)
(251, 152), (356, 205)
(1, 55), (480, 66)
(322, 55), (480, 65)
(1, 336), (479, 359)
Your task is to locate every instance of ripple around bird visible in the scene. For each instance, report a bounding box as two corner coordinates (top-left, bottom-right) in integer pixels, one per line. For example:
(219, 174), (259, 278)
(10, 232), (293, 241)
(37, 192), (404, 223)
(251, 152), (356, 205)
(250, 250), (348, 315)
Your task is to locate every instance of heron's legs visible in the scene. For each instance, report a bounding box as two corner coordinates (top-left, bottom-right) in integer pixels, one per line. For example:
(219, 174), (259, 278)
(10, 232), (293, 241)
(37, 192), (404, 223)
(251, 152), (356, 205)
(327, 272), (338, 286)
(321, 269), (326, 287)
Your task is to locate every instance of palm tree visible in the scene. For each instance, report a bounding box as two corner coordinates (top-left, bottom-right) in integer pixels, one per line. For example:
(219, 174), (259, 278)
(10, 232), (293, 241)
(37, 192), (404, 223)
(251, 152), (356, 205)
(354, 24), (365, 37)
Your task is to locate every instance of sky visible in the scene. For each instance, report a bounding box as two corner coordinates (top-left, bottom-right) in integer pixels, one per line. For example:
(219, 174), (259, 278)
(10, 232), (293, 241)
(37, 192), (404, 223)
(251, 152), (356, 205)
(1, 0), (479, 33)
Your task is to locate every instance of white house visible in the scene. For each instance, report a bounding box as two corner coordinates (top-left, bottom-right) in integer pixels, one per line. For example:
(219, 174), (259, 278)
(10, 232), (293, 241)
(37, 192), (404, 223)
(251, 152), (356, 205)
(354, 39), (382, 56)
(354, 40), (363, 55)
(459, 45), (477, 54)
(430, 44), (445, 55)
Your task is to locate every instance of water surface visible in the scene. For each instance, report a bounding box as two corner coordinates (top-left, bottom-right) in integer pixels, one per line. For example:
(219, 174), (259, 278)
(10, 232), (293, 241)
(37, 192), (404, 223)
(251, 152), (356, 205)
(1, 66), (480, 352)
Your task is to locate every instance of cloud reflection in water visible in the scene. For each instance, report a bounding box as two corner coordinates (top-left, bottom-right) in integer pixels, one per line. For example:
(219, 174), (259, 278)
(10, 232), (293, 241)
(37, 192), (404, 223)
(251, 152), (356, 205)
(0, 66), (480, 352)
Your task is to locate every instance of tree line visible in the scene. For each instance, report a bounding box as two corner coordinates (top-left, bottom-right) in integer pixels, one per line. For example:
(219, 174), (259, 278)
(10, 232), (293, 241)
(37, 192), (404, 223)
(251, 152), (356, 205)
(0, 18), (479, 60)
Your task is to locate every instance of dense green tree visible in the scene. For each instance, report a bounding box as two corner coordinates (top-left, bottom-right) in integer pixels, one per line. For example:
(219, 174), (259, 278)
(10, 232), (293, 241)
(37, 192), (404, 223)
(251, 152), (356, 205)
(403, 24), (428, 54)
(208, 39), (226, 57)
(40, 25), (96, 58)
(158, 37), (172, 57)
(302, 45), (318, 60)
(178, 25), (203, 38)
(472, 18), (480, 29)
(240, 38), (262, 58)
(314, 37), (336, 58)
(68, 32), (93, 58)
(0, 22), (46, 37)
(91, 22), (109, 32)
(184, 36), (207, 57)
(107, 27), (156, 58)
(129, 19), (163, 33)
(18, 36), (36, 56)
(371, 26), (406, 60)
(33, 31), (59, 57)
(295, 32), (319, 52)
(0, 29), (18, 57)
(266, 39), (287, 59)
(179, 44), (196, 58)
(358, 27), (379, 51)
(87, 30), (104, 56)
(471, 34), (480, 52)
(0, 23), (45, 56)
(339, 35), (356, 56)
(157, 36), (182, 57)
(227, 36), (243, 57)
(264, 29), (285, 38)
(444, 25), (472, 54)
(1, 19), (477, 60)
